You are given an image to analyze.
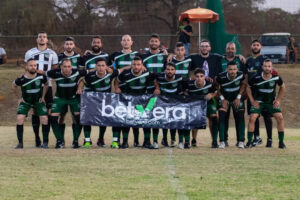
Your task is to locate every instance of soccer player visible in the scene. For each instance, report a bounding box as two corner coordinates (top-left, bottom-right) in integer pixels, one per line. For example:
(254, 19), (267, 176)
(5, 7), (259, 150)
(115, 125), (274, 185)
(79, 36), (110, 147)
(246, 59), (286, 149)
(156, 62), (188, 149)
(184, 68), (218, 148)
(46, 58), (86, 148)
(172, 42), (192, 79)
(246, 39), (273, 147)
(141, 33), (168, 147)
(79, 58), (131, 148)
(110, 34), (140, 146)
(12, 59), (48, 148)
(115, 56), (159, 148)
(25, 31), (58, 147)
(215, 61), (247, 148)
(221, 42), (247, 146)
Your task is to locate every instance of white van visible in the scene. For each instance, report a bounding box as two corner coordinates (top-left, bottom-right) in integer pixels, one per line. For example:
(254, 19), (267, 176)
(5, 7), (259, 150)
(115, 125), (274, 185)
(260, 33), (290, 64)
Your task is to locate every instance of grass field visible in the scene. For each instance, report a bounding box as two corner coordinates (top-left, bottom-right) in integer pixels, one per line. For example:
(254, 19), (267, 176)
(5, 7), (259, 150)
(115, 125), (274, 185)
(0, 127), (300, 200)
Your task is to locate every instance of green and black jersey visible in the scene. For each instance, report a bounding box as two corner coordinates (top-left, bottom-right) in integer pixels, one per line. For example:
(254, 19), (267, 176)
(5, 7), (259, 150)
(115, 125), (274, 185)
(156, 74), (183, 95)
(141, 51), (167, 74)
(80, 52), (110, 70)
(185, 80), (215, 97)
(172, 56), (191, 78)
(249, 72), (283, 104)
(246, 55), (268, 79)
(14, 73), (48, 105)
(110, 51), (140, 69)
(221, 56), (246, 73)
(84, 70), (119, 92)
(118, 69), (155, 95)
(216, 71), (245, 102)
(58, 52), (81, 69)
(47, 69), (86, 100)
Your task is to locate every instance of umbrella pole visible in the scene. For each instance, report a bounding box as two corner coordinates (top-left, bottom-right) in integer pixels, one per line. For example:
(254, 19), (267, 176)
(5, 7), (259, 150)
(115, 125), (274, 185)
(198, 22), (201, 48)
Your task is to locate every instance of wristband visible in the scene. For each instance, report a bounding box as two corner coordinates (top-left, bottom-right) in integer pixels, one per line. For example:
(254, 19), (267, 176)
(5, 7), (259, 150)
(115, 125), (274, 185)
(237, 94), (241, 100)
(220, 95), (225, 101)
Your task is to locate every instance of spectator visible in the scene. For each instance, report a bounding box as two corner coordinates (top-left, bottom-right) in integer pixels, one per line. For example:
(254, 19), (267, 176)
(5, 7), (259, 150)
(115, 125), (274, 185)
(178, 18), (193, 56)
(286, 36), (298, 63)
(0, 46), (7, 65)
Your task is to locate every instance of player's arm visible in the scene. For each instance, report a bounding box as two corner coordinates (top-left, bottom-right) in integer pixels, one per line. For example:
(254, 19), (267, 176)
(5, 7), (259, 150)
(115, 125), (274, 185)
(41, 82), (49, 103)
(114, 73), (124, 94)
(274, 80), (285, 108)
(233, 77), (246, 109)
(51, 53), (59, 69)
(153, 79), (160, 95)
(12, 80), (22, 104)
(246, 84), (259, 109)
(215, 77), (228, 110)
(77, 78), (85, 95)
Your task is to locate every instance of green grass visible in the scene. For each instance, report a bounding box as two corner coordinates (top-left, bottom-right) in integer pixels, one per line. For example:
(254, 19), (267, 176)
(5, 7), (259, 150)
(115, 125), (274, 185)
(0, 126), (300, 200)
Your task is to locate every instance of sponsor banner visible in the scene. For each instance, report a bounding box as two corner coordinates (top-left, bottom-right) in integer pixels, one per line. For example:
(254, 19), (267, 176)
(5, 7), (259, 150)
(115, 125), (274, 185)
(80, 92), (207, 129)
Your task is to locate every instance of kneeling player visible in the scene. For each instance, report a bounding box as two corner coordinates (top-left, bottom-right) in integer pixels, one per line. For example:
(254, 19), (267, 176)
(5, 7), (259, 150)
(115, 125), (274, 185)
(12, 59), (49, 148)
(185, 68), (218, 148)
(246, 59), (286, 148)
(215, 61), (247, 148)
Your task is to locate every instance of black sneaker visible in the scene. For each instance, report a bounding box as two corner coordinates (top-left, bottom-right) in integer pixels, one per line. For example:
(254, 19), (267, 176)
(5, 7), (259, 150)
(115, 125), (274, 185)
(72, 141), (80, 149)
(211, 141), (218, 148)
(15, 143), (23, 149)
(266, 139), (272, 148)
(134, 142), (141, 148)
(184, 142), (191, 149)
(142, 141), (152, 149)
(161, 139), (169, 147)
(41, 142), (48, 149)
(245, 142), (253, 149)
(121, 142), (129, 149)
(97, 138), (106, 148)
(252, 137), (262, 147)
(55, 140), (64, 149)
(279, 142), (286, 149)
(35, 138), (41, 148)
(225, 141), (229, 147)
(191, 138), (197, 147)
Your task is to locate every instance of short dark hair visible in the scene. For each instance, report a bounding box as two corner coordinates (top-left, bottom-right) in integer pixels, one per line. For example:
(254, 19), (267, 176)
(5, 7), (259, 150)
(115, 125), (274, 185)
(176, 42), (184, 48)
(26, 58), (36, 63)
(150, 33), (160, 40)
(60, 58), (72, 66)
(194, 68), (205, 76)
(200, 39), (210, 46)
(264, 59), (273, 64)
(227, 61), (237, 67)
(65, 36), (75, 42)
(163, 62), (176, 71)
(95, 58), (107, 65)
(37, 31), (47, 35)
(92, 35), (102, 40)
(251, 39), (261, 45)
(132, 56), (142, 62)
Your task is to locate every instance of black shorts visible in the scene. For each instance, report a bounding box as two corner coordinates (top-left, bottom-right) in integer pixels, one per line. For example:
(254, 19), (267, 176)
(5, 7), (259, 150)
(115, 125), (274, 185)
(45, 87), (53, 109)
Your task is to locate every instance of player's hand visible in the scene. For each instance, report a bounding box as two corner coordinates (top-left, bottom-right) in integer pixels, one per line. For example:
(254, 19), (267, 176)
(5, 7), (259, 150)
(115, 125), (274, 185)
(205, 93), (213, 100)
(221, 99), (229, 110)
(238, 54), (246, 64)
(273, 100), (280, 108)
(115, 88), (122, 94)
(37, 69), (45, 75)
(167, 54), (173, 62)
(205, 77), (213, 83)
(76, 88), (83, 95)
(17, 98), (23, 105)
(84, 50), (92, 56)
(153, 89), (161, 95)
(233, 98), (241, 109)
(106, 67), (113, 74)
(142, 66), (147, 72)
(161, 46), (168, 55)
(251, 100), (260, 109)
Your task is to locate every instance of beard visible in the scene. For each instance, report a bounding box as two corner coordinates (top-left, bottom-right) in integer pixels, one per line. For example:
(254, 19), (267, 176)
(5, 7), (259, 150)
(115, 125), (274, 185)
(252, 49), (261, 54)
(150, 45), (159, 51)
(226, 52), (235, 58)
(29, 70), (36, 75)
(166, 73), (174, 79)
(92, 46), (101, 53)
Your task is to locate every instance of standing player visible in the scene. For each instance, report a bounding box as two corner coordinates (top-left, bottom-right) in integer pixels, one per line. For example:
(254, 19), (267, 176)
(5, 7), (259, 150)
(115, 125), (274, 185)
(25, 31), (58, 147)
(215, 61), (247, 148)
(46, 58), (86, 148)
(12, 59), (48, 148)
(246, 39), (273, 147)
(115, 56), (159, 148)
(246, 59), (286, 148)
(184, 68), (218, 148)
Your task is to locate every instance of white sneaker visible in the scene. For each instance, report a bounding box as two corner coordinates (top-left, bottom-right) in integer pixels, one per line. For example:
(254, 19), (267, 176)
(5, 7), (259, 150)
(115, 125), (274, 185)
(152, 142), (159, 149)
(178, 142), (184, 149)
(171, 140), (176, 147)
(238, 141), (244, 149)
(219, 141), (225, 149)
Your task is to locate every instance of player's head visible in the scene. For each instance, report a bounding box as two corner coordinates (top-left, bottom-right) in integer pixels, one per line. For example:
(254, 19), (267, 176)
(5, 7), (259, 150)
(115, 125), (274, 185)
(36, 31), (48, 46)
(95, 58), (107, 74)
(64, 37), (75, 53)
(182, 18), (190, 25)
(262, 59), (273, 74)
(175, 42), (185, 58)
(289, 36), (295, 43)
(194, 68), (206, 85)
(91, 36), (102, 53)
(60, 58), (73, 76)
(149, 33), (161, 51)
(121, 34), (133, 50)
(131, 56), (143, 73)
(251, 39), (262, 55)
(226, 61), (238, 78)
(225, 42), (236, 58)
(164, 62), (176, 79)
(199, 39), (211, 56)
(26, 58), (37, 75)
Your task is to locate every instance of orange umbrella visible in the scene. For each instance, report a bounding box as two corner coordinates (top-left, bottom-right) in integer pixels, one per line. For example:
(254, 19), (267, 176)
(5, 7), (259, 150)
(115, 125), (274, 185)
(179, 7), (219, 45)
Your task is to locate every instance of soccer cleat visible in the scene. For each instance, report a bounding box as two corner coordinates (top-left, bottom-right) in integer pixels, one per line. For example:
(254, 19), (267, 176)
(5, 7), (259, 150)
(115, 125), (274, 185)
(55, 140), (64, 149)
(142, 140), (152, 149)
(170, 140), (176, 148)
(178, 142), (184, 149)
(111, 141), (119, 149)
(83, 141), (91, 148)
(266, 139), (272, 148)
(134, 142), (142, 148)
(191, 138), (197, 147)
(152, 142), (159, 149)
(35, 138), (41, 148)
(224, 141), (229, 147)
(72, 141), (80, 149)
(184, 142), (191, 149)
(252, 137), (262, 147)
(235, 142), (239, 147)
(41, 142), (48, 149)
(237, 141), (244, 149)
(218, 141), (225, 149)
(245, 142), (253, 149)
(211, 141), (218, 148)
(121, 142), (129, 149)
(97, 138), (106, 148)
(279, 142), (286, 149)
(161, 139), (169, 147)
(15, 143), (23, 149)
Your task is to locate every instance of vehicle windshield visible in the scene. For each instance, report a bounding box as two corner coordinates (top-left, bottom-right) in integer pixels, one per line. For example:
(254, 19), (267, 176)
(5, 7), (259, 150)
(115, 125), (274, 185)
(260, 36), (289, 46)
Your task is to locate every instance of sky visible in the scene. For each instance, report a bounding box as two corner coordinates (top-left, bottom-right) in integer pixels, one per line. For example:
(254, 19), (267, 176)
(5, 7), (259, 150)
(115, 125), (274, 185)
(260, 0), (300, 13)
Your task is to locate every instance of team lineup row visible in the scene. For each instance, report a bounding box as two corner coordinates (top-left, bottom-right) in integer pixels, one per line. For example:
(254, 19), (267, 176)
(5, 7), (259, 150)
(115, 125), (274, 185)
(12, 32), (286, 149)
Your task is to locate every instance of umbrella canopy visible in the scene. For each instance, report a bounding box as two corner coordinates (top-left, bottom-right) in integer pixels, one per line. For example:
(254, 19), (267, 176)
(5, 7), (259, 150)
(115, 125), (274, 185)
(179, 7), (219, 23)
